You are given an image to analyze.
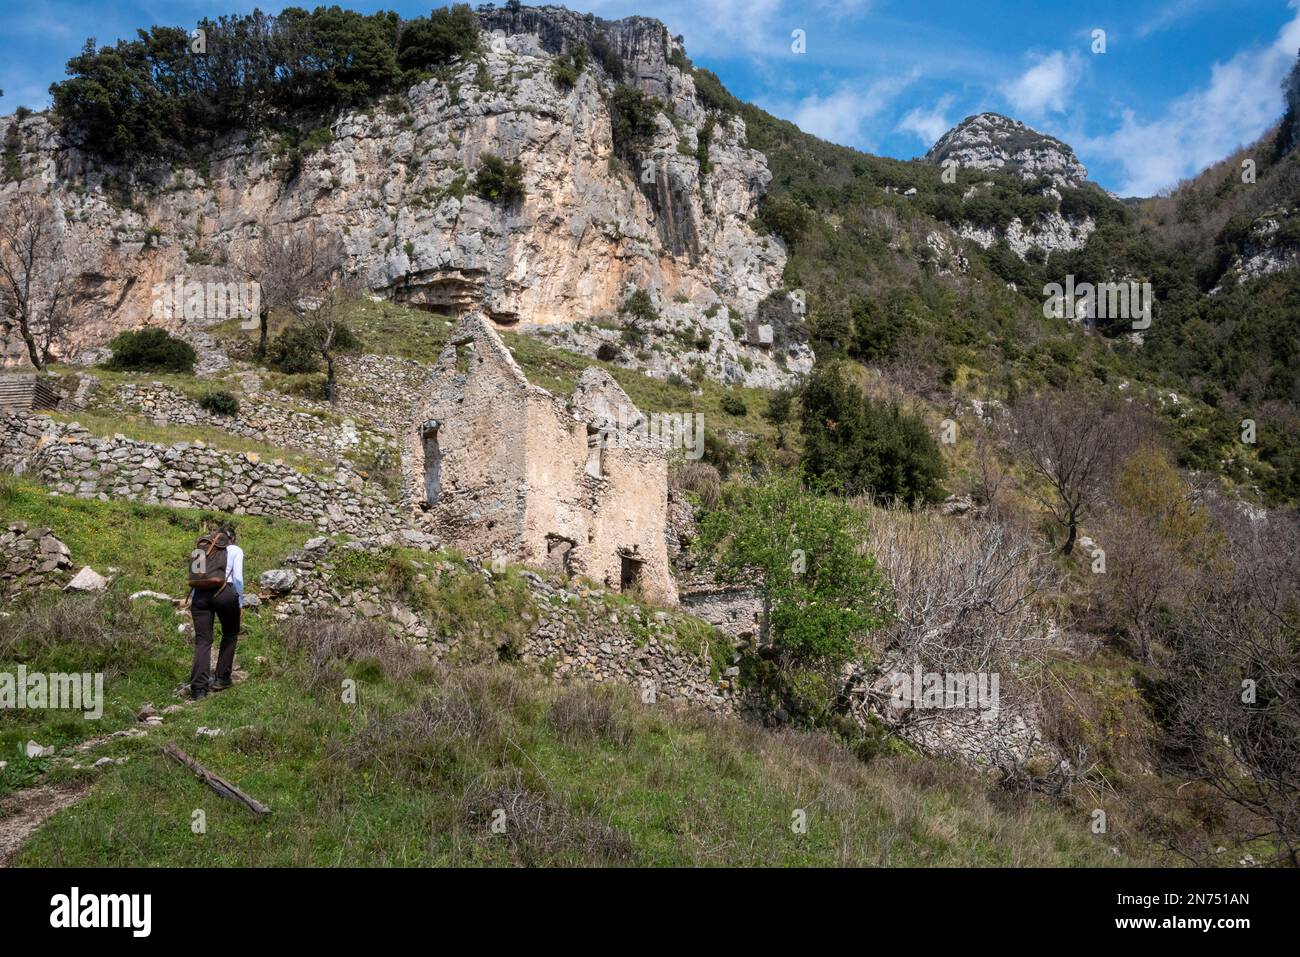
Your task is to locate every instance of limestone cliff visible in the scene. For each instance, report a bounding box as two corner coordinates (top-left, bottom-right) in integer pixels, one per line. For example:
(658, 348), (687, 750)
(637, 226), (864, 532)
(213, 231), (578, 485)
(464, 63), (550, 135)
(0, 7), (810, 388)
(925, 112), (1088, 188)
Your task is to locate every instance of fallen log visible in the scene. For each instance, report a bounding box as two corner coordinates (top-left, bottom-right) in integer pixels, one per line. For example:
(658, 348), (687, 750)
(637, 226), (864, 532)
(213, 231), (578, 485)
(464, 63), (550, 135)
(160, 744), (270, 815)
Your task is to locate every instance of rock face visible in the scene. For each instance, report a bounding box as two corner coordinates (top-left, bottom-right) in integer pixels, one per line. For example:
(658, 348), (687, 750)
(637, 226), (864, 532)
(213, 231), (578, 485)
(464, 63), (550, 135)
(957, 208), (1095, 260)
(925, 112), (1088, 188)
(0, 9), (809, 388)
(1218, 207), (1300, 288)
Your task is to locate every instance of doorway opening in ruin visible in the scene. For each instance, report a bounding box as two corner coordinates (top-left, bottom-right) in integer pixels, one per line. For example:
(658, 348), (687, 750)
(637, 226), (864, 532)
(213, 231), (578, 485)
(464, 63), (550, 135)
(421, 419), (442, 506)
(545, 534), (575, 575)
(619, 552), (643, 593)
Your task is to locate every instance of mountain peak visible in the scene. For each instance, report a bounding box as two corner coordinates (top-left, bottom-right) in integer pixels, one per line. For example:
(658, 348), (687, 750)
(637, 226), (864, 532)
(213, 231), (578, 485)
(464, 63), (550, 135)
(925, 112), (1088, 188)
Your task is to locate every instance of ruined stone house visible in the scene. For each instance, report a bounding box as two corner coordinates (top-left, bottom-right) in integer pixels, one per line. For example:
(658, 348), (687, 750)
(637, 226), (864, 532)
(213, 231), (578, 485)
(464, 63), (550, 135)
(403, 313), (677, 606)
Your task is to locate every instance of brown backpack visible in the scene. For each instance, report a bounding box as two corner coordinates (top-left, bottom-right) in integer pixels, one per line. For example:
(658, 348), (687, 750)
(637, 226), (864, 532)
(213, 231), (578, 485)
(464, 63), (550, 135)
(188, 530), (231, 594)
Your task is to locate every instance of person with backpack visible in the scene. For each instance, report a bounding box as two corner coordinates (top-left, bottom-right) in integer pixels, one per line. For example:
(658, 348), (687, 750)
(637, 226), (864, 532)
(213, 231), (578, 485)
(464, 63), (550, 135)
(188, 524), (244, 700)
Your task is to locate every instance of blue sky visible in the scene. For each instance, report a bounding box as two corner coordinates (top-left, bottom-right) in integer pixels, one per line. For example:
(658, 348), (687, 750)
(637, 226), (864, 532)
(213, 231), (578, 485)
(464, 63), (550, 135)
(2, 0), (1299, 195)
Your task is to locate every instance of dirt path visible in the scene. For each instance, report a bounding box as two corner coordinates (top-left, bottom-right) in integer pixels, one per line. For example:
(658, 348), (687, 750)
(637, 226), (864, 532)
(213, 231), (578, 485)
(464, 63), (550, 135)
(0, 781), (93, 866)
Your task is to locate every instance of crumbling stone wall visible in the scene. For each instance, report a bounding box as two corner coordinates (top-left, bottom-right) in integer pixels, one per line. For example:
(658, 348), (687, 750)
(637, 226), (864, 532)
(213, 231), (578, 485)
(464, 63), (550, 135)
(257, 535), (734, 711)
(404, 314), (678, 605)
(1, 413), (403, 535)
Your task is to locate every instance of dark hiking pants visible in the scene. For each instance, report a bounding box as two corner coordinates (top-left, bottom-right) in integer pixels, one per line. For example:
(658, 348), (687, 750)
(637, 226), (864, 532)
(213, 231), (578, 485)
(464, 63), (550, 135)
(190, 587), (241, 692)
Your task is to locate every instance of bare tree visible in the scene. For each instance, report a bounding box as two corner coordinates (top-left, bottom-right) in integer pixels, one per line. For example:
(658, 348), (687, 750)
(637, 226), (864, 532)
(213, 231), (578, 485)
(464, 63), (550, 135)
(303, 275), (360, 404)
(1097, 445), (1221, 663)
(1160, 504), (1300, 866)
(856, 505), (1054, 770)
(241, 225), (340, 359)
(0, 194), (71, 370)
(1010, 390), (1143, 554)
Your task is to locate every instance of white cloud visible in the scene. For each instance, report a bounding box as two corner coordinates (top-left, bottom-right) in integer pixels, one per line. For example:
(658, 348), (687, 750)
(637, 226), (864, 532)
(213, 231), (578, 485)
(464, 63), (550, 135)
(764, 74), (915, 148)
(1002, 51), (1082, 115)
(1136, 0), (1211, 39)
(1088, 2), (1300, 195)
(896, 94), (956, 146)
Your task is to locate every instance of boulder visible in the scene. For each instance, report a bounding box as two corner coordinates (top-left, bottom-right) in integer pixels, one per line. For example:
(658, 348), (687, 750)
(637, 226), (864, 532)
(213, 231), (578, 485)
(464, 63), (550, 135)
(258, 569), (298, 594)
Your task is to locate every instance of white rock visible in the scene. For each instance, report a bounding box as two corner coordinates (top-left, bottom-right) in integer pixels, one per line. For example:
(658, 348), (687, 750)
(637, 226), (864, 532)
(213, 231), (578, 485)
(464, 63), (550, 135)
(65, 566), (110, 592)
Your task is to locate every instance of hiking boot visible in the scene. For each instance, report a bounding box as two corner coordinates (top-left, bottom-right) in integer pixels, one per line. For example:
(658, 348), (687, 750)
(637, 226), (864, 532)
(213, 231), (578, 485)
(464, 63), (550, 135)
(191, 687), (209, 701)
(210, 678), (232, 692)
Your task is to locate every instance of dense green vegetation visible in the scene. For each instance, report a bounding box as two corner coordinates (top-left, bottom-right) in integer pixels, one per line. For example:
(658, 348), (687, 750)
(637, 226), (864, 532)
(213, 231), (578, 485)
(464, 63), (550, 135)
(797, 363), (946, 504)
(696, 474), (890, 726)
(104, 328), (197, 373)
(50, 5), (481, 162)
(472, 152), (525, 204)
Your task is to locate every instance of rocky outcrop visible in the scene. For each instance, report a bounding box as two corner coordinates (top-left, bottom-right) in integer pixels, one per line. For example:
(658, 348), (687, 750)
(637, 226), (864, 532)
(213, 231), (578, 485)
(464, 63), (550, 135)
(0, 10), (809, 388)
(958, 208), (1095, 259)
(926, 112), (1088, 188)
(1217, 207), (1300, 288)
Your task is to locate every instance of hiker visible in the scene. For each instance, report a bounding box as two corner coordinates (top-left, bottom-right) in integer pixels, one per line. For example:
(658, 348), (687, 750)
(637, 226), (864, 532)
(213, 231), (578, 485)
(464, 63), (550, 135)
(187, 524), (244, 700)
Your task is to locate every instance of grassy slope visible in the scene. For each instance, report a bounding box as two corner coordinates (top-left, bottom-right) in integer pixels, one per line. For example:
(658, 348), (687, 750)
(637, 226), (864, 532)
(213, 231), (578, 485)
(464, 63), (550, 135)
(0, 477), (1150, 866)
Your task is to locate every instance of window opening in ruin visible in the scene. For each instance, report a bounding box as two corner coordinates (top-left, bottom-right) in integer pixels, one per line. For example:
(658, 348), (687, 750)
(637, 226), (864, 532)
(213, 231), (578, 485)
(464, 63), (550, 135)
(545, 535), (575, 575)
(421, 419), (442, 506)
(585, 425), (606, 478)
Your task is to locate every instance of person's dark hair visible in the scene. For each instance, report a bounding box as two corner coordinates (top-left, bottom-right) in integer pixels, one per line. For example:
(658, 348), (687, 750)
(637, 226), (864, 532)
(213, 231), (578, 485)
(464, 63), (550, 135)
(218, 524), (237, 543)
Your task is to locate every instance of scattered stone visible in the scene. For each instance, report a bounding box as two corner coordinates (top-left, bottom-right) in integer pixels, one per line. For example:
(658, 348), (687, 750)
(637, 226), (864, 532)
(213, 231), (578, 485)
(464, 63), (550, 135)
(130, 590), (174, 603)
(26, 741), (54, 758)
(196, 727), (222, 737)
(258, 569), (297, 594)
(64, 566), (109, 592)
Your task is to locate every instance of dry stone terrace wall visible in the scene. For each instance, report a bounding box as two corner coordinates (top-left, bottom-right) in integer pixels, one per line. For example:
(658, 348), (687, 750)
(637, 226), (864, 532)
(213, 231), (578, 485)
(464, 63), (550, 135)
(258, 353), (439, 438)
(260, 536), (736, 712)
(0, 412), (404, 536)
(109, 381), (396, 465)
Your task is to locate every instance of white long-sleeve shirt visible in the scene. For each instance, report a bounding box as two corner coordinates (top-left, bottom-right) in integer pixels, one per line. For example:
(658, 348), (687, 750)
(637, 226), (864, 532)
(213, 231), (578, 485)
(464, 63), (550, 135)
(225, 544), (245, 606)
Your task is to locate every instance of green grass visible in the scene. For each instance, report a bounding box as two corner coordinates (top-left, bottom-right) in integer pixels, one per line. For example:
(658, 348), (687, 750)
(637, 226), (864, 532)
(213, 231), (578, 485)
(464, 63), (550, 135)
(12, 642), (1150, 867)
(0, 474), (316, 767)
(0, 473), (315, 597)
(0, 482), (1158, 866)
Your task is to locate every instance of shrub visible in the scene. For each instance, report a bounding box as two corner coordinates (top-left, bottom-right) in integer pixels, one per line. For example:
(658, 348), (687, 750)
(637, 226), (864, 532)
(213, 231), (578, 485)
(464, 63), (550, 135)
(199, 389), (239, 417)
(550, 45), (587, 90)
(268, 326), (322, 373)
(595, 342), (621, 362)
(695, 473), (889, 726)
(798, 361), (945, 505)
(758, 195), (811, 246)
(621, 288), (658, 324)
(472, 152), (525, 203)
(672, 461), (722, 508)
(609, 84), (662, 157)
(104, 327), (196, 373)
(721, 393), (747, 417)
